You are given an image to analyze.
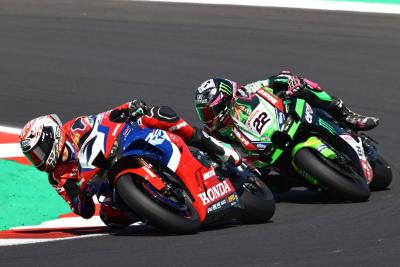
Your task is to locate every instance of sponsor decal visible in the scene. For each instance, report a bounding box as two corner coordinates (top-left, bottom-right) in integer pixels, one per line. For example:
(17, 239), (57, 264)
(55, 127), (61, 138)
(203, 168), (216, 181)
(197, 180), (232, 205)
(122, 127), (131, 137)
(20, 139), (30, 150)
(305, 103), (313, 123)
(219, 82), (233, 96)
(356, 145), (363, 157)
(169, 121), (187, 132)
(206, 193), (238, 214)
(207, 198), (227, 214)
(341, 134), (354, 142)
(257, 90), (278, 104)
(317, 144), (328, 153)
(233, 127), (250, 146)
(70, 166), (79, 177)
(246, 82), (260, 92)
(227, 193), (238, 203)
(198, 79), (215, 93)
(145, 129), (166, 146)
(197, 99), (208, 104)
(256, 143), (268, 150)
(237, 88), (247, 97)
(112, 124), (121, 137)
(278, 112), (285, 125)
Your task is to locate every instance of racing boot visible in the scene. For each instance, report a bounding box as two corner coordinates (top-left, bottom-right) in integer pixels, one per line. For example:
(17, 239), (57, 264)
(327, 98), (379, 131)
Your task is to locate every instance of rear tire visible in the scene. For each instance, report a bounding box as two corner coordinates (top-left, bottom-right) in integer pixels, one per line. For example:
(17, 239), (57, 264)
(115, 174), (201, 234)
(239, 177), (275, 223)
(294, 148), (370, 202)
(369, 154), (392, 191)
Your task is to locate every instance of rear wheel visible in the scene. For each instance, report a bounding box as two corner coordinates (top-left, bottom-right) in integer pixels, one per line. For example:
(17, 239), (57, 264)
(294, 148), (370, 202)
(369, 153), (392, 191)
(239, 177), (275, 223)
(115, 174), (201, 234)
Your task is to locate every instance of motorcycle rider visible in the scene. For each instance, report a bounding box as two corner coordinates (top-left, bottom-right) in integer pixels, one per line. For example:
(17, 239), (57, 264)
(194, 71), (379, 190)
(19, 100), (240, 227)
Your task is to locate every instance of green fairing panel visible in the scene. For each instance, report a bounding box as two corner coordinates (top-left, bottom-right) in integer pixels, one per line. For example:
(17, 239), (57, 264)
(310, 90), (332, 101)
(291, 136), (336, 159)
(290, 136), (337, 186)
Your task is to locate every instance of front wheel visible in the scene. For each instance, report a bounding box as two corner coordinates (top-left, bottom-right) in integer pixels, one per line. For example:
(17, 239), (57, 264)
(294, 148), (370, 202)
(115, 174), (201, 234)
(238, 177), (275, 223)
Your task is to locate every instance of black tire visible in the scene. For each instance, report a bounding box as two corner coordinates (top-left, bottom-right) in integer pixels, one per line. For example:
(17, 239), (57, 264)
(239, 177), (275, 223)
(294, 148), (370, 202)
(115, 174), (201, 234)
(369, 153), (392, 191)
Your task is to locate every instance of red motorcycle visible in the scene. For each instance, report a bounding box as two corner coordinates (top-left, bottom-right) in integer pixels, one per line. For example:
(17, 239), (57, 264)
(77, 114), (275, 234)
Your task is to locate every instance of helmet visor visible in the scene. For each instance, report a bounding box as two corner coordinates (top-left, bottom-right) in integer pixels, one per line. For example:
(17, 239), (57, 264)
(25, 127), (55, 167)
(196, 99), (227, 124)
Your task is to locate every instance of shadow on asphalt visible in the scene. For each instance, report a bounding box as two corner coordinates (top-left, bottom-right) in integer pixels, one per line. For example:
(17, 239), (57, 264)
(274, 188), (353, 204)
(110, 220), (267, 237)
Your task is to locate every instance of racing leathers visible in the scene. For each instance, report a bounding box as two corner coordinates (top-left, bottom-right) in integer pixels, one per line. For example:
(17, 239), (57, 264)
(202, 72), (379, 171)
(265, 71), (379, 131)
(209, 71), (379, 152)
(49, 101), (240, 226)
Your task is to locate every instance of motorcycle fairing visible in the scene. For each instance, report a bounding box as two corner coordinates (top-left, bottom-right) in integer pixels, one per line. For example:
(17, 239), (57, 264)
(118, 122), (181, 172)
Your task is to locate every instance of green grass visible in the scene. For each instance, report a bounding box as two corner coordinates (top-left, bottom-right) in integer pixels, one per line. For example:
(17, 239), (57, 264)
(332, 0), (400, 4)
(0, 160), (70, 230)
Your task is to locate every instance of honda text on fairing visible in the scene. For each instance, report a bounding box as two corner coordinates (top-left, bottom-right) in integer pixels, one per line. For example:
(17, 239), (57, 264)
(77, 112), (275, 234)
(226, 86), (392, 202)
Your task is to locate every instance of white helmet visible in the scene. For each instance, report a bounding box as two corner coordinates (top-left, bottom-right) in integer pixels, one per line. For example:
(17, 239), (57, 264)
(19, 114), (66, 172)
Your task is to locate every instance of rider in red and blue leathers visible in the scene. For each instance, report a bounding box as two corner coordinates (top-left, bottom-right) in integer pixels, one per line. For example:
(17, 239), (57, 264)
(20, 101), (240, 227)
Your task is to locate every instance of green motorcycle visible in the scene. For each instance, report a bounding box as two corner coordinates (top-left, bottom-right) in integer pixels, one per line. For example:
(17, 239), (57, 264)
(228, 87), (392, 202)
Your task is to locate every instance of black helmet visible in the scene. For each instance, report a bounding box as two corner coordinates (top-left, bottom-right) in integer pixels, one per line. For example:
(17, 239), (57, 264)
(194, 78), (236, 131)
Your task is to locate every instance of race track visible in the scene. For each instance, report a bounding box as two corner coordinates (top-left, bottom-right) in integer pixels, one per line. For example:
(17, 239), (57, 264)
(1, 0), (400, 266)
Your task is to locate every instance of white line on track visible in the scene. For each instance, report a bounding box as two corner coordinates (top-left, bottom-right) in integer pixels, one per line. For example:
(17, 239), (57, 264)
(0, 125), (23, 158)
(0, 234), (108, 247)
(137, 0), (400, 14)
(0, 143), (24, 158)
(0, 126), (21, 135)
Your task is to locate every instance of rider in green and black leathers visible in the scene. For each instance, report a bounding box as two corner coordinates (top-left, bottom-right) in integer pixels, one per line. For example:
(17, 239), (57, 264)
(194, 71), (379, 191)
(265, 71), (379, 131)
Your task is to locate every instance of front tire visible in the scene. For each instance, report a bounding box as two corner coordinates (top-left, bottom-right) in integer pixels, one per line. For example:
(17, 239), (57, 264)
(238, 177), (275, 223)
(294, 148), (370, 202)
(115, 174), (201, 234)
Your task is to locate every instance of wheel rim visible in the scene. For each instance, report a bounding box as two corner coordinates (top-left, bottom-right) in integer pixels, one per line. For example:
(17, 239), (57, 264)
(139, 179), (197, 219)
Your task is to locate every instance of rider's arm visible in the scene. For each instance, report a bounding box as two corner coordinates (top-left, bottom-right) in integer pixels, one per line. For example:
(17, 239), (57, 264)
(266, 71), (334, 107)
(140, 106), (241, 165)
(48, 173), (95, 219)
(140, 106), (195, 140)
(109, 100), (241, 165)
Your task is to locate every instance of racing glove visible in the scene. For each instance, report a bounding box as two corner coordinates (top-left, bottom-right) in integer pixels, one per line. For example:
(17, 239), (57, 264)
(128, 99), (147, 119)
(278, 71), (322, 97)
(110, 99), (147, 122)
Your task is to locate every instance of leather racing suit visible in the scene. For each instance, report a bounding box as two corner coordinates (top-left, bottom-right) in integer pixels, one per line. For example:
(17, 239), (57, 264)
(48, 101), (239, 226)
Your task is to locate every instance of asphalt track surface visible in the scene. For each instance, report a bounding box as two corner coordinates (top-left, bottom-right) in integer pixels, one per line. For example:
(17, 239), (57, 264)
(1, 0), (400, 266)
